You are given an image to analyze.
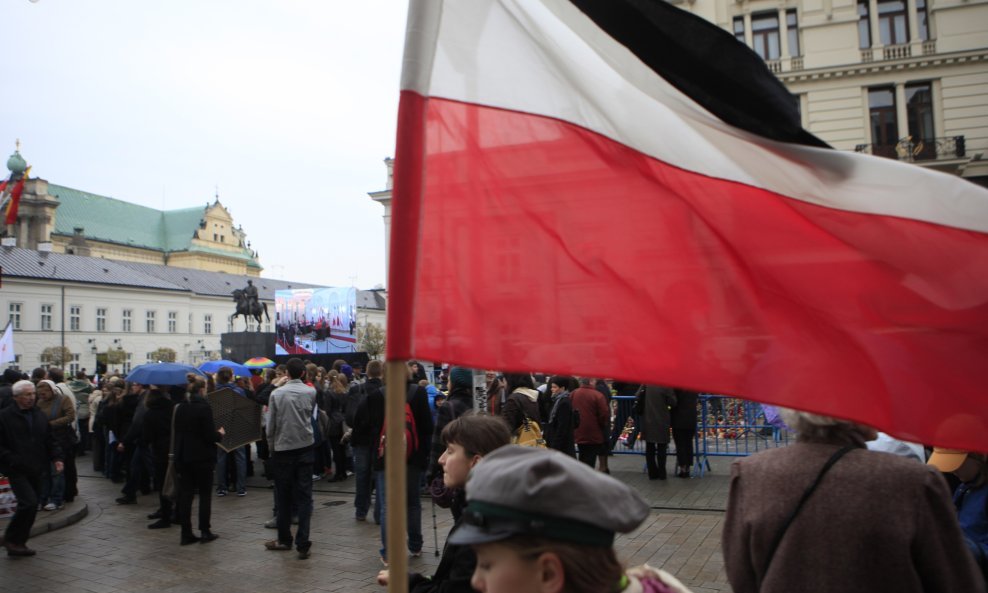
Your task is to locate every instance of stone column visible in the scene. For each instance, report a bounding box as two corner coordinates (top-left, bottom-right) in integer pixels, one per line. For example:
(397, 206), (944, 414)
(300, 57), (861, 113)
(779, 8), (790, 60)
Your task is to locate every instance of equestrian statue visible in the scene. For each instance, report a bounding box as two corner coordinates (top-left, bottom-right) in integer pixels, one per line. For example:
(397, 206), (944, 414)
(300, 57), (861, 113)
(231, 279), (270, 331)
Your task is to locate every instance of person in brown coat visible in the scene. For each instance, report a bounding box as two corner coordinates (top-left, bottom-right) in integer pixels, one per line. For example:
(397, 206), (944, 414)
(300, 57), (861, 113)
(722, 408), (985, 593)
(571, 378), (610, 470)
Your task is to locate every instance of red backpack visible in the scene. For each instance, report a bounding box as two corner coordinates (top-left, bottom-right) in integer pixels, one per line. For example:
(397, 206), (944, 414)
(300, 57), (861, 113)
(378, 402), (419, 462)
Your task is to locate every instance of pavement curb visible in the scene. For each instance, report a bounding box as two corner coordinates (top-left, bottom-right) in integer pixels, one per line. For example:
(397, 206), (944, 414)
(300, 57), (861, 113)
(1, 499), (89, 538)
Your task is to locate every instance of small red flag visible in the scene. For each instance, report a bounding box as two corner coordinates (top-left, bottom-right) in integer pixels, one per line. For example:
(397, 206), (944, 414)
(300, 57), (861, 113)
(4, 167), (29, 225)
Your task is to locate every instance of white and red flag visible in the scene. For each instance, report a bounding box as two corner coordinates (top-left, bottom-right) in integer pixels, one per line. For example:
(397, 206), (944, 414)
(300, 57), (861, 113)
(387, 0), (988, 450)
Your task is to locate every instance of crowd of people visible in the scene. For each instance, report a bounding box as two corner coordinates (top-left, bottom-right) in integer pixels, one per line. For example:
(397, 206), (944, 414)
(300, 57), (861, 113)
(1, 361), (987, 593)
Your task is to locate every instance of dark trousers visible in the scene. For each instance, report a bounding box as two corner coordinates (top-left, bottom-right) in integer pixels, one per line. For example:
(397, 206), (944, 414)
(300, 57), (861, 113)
(273, 449), (314, 552)
(122, 444), (152, 497)
(645, 442), (668, 479)
(63, 451), (78, 500)
(177, 462), (214, 536)
(577, 443), (604, 468)
(152, 459), (173, 519)
(672, 428), (695, 468)
(4, 473), (41, 546)
(91, 429), (105, 472)
(329, 440), (347, 479)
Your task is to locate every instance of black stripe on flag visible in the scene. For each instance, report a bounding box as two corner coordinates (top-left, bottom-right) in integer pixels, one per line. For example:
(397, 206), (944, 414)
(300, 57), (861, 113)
(569, 0), (829, 149)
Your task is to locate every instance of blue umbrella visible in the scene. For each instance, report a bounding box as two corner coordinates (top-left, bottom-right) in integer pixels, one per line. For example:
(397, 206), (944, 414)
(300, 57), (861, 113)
(126, 362), (205, 385)
(198, 359), (253, 378)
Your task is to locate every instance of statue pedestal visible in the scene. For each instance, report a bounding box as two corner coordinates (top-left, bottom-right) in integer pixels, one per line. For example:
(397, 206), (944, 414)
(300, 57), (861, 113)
(221, 332), (276, 363)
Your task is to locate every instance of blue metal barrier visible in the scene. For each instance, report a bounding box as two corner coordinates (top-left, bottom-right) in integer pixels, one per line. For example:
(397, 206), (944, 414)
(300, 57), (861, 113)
(606, 394), (791, 477)
(693, 395), (791, 476)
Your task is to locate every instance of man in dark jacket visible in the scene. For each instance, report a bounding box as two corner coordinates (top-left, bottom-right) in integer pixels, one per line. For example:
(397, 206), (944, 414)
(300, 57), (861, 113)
(142, 388), (175, 528)
(0, 380), (64, 556)
(670, 389), (699, 478)
(351, 360), (385, 523)
(375, 368), (434, 561)
(173, 380), (224, 545)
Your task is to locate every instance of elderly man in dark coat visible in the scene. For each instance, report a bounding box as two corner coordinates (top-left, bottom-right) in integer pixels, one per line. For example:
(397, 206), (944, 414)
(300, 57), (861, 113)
(0, 380), (64, 556)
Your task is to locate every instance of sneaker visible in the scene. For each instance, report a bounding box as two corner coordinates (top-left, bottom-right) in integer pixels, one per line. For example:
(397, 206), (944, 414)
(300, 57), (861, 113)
(264, 517), (278, 529)
(216, 490), (227, 497)
(355, 515), (367, 522)
(265, 540), (292, 551)
(410, 550), (422, 558)
(297, 547), (311, 560)
(115, 496), (136, 505)
(43, 503), (57, 511)
(311, 474), (322, 482)
(237, 490), (246, 497)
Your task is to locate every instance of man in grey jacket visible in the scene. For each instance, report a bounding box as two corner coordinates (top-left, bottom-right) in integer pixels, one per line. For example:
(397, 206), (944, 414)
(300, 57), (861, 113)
(264, 357), (316, 559)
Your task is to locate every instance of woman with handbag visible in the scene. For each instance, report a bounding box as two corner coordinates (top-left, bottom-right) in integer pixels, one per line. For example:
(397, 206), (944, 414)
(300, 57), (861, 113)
(723, 409), (984, 593)
(377, 413), (511, 593)
(142, 386), (175, 528)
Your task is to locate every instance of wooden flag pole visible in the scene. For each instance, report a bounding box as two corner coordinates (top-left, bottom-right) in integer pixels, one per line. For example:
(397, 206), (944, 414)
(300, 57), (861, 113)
(385, 360), (409, 593)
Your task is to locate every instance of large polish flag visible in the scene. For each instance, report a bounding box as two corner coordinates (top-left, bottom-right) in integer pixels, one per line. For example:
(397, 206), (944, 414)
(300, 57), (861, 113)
(387, 0), (988, 450)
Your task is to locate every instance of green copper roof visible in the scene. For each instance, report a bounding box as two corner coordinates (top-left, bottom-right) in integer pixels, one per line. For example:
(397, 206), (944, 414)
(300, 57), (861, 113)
(49, 184), (201, 251)
(47, 184), (260, 268)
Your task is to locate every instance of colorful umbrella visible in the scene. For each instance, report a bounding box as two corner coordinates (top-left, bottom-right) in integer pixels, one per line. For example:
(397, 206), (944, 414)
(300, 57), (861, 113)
(198, 359), (252, 377)
(243, 357), (276, 369)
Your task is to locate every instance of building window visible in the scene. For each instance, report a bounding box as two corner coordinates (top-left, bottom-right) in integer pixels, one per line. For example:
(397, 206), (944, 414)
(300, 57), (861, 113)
(869, 86), (898, 158)
(733, 16), (745, 43)
(122, 309), (132, 332)
(751, 12), (781, 60)
(906, 82), (935, 158)
(96, 308), (107, 332)
(8, 303), (21, 330)
(204, 314), (213, 334)
(69, 354), (80, 376)
(70, 306), (81, 331)
(41, 304), (53, 331)
(858, 0), (871, 48)
(878, 0), (908, 46)
(786, 10), (800, 57)
(916, 0), (929, 41)
(168, 311), (177, 333)
(123, 353), (133, 374)
(146, 311), (156, 333)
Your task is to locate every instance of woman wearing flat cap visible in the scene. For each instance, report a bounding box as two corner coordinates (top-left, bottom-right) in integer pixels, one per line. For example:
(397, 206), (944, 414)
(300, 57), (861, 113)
(723, 409), (984, 593)
(928, 447), (988, 581)
(448, 445), (692, 593)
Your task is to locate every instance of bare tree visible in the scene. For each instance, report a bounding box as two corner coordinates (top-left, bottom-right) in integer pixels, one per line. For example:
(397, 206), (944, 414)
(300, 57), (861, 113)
(149, 347), (177, 362)
(358, 321), (386, 360)
(41, 346), (73, 367)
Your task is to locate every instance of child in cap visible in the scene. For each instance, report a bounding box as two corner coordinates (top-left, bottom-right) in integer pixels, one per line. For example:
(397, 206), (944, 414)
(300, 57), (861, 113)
(928, 448), (988, 579)
(449, 445), (692, 593)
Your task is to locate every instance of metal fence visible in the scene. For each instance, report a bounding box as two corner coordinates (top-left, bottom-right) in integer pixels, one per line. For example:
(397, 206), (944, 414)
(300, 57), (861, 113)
(608, 394), (792, 477)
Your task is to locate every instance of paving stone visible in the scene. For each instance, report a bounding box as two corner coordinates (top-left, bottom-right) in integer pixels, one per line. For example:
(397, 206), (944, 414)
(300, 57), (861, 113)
(0, 454), (739, 591)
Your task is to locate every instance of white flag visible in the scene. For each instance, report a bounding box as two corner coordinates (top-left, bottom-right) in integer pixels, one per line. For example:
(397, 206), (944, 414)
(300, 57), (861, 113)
(0, 322), (14, 364)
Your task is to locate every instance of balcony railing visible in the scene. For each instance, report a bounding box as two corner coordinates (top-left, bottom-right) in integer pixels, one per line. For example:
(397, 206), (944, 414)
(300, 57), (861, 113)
(861, 39), (936, 63)
(854, 136), (966, 162)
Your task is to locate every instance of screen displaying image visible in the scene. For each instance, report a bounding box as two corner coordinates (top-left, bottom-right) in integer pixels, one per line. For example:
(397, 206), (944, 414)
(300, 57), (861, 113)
(275, 287), (357, 355)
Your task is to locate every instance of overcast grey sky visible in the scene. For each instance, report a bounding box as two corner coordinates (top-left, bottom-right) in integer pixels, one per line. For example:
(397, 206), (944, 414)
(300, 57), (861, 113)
(0, 0), (409, 289)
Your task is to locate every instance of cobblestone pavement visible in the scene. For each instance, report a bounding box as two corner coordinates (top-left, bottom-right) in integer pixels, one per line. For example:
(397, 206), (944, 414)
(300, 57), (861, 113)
(1, 454), (737, 593)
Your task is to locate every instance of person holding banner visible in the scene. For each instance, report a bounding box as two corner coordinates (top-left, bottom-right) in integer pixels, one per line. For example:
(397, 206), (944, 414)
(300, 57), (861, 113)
(0, 380), (64, 556)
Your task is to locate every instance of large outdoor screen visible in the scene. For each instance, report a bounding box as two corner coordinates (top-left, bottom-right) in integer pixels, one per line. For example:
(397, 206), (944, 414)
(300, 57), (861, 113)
(275, 287), (357, 355)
